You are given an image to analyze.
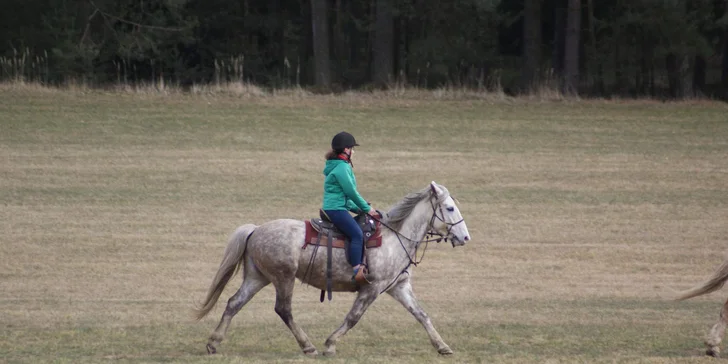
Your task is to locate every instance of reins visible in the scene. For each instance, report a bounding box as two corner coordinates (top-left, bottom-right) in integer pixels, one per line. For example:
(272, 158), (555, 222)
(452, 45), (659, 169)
(371, 196), (466, 294)
(369, 214), (425, 294)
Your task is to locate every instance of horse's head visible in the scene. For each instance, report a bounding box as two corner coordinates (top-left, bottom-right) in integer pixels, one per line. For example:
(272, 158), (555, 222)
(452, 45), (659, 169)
(428, 181), (470, 247)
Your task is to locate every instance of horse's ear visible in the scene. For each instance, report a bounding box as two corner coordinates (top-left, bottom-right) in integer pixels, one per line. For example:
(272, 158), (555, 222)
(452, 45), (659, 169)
(430, 181), (443, 197)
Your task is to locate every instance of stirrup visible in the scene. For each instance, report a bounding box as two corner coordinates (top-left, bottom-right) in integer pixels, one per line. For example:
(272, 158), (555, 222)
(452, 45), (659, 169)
(352, 266), (371, 285)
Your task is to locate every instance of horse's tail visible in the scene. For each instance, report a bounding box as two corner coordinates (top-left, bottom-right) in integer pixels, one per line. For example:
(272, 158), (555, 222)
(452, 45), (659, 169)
(675, 258), (728, 301)
(194, 224), (257, 320)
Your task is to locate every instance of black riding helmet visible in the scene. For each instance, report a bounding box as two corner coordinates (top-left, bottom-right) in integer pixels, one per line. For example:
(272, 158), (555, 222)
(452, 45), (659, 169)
(331, 131), (359, 151)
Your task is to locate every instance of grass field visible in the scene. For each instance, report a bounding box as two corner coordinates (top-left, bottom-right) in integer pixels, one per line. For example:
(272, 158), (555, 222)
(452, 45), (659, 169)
(2, 84), (728, 363)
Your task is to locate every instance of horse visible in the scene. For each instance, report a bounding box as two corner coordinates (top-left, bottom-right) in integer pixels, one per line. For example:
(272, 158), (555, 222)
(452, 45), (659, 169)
(194, 181), (471, 356)
(676, 257), (728, 357)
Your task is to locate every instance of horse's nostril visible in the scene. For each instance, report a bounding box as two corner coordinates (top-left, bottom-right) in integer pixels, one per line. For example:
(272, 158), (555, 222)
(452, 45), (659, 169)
(464, 236), (470, 241)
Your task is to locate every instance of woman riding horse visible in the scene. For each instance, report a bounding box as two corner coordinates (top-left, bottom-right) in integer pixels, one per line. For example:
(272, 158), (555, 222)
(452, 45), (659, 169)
(322, 131), (378, 285)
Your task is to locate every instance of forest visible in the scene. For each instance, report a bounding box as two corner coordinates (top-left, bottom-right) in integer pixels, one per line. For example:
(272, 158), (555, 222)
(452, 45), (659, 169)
(1, 0), (727, 98)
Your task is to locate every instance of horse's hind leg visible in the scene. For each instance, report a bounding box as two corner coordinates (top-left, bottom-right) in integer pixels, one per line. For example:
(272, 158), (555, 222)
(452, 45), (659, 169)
(207, 261), (270, 354)
(272, 277), (318, 355)
(387, 279), (452, 355)
(706, 298), (728, 357)
(323, 288), (379, 356)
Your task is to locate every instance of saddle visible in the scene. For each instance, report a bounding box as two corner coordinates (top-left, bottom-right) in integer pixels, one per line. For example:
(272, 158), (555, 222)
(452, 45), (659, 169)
(302, 210), (383, 302)
(304, 210), (383, 252)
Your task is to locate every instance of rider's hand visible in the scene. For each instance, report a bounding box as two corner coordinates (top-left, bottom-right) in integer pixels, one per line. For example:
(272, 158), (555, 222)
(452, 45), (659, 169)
(367, 207), (379, 218)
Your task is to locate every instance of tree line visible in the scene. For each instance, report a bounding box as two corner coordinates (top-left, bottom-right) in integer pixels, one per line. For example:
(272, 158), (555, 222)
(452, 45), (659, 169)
(1, 0), (727, 99)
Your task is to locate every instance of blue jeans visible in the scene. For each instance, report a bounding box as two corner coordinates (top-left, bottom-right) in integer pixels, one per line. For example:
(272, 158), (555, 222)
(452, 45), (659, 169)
(324, 210), (364, 267)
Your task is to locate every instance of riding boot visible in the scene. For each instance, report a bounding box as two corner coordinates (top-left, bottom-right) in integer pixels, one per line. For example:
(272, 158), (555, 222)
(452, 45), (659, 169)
(352, 266), (372, 285)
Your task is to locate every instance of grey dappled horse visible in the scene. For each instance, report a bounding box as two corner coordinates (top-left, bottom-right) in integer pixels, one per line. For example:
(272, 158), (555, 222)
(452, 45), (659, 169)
(195, 182), (471, 356)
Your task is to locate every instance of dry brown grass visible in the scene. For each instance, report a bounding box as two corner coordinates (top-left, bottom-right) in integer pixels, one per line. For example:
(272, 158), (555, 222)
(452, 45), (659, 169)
(1, 85), (728, 363)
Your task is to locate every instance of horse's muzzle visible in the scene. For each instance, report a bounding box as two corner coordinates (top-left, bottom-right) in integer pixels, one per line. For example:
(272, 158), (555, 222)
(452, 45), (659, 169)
(450, 235), (468, 247)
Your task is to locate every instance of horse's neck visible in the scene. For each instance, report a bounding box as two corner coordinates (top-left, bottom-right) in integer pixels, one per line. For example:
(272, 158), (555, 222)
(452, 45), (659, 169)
(395, 199), (433, 249)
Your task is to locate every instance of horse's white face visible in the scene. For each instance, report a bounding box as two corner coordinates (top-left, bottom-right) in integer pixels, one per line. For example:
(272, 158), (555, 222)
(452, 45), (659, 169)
(430, 182), (470, 247)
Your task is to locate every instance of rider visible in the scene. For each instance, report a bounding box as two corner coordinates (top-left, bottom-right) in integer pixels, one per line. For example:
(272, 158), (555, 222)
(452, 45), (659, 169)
(322, 131), (378, 285)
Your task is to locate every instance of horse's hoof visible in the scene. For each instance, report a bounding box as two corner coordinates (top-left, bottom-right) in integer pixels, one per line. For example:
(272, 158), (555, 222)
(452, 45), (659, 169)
(706, 347), (719, 358)
(438, 346), (453, 355)
(323, 348), (336, 356)
(303, 347), (319, 356)
(206, 343), (217, 355)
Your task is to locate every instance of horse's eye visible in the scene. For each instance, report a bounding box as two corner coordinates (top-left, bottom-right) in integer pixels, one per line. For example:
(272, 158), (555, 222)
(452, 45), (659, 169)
(446, 207), (454, 212)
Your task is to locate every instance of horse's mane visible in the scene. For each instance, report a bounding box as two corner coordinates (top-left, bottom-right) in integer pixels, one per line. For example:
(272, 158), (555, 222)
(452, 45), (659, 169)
(385, 184), (450, 231)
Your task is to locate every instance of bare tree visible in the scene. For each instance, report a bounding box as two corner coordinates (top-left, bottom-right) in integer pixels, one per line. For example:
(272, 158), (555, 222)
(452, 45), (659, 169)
(311, 0), (331, 88)
(722, 0), (728, 93)
(723, 35), (728, 93)
(522, 0), (542, 92)
(372, 0), (394, 87)
(562, 0), (580, 95)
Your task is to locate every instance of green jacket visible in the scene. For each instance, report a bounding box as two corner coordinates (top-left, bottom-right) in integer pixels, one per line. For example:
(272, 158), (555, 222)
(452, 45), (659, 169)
(322, 159), (371, 212)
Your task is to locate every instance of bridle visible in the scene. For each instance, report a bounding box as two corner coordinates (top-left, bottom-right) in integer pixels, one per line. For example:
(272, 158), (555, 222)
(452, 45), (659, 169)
(372, 194), (465, 293)
(426, 196), (465, 247)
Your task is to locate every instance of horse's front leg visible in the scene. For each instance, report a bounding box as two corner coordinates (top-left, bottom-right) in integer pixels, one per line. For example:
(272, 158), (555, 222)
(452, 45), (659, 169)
(386, 278), (452, 355)
(323, 287), (379, 356)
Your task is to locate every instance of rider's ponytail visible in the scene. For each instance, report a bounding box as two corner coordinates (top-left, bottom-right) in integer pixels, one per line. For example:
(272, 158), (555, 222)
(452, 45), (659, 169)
(325, 149), (340, 160)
